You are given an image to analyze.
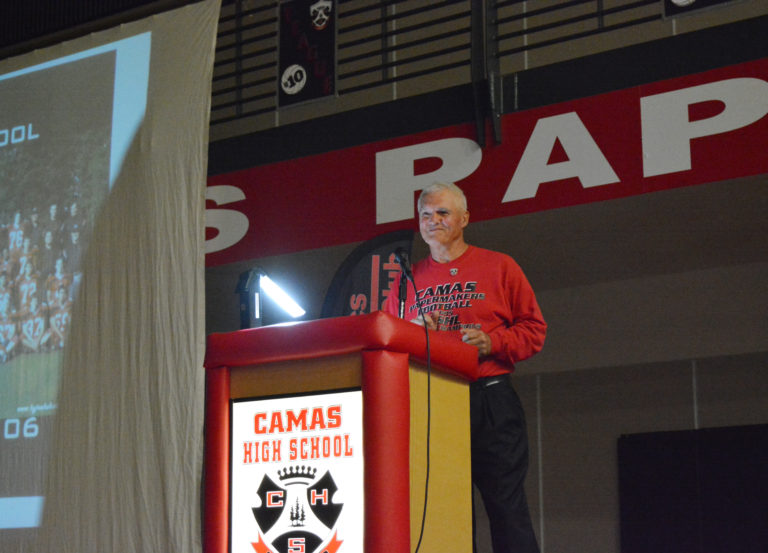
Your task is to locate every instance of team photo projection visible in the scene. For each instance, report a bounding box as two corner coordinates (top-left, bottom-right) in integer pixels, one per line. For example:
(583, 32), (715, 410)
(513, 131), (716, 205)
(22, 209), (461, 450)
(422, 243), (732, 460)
(0, 34), (149, 538)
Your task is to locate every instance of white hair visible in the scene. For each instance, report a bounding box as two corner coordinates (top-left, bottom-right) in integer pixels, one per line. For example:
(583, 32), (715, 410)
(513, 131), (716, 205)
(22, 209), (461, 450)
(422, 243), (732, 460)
(417, 182), (468, 212)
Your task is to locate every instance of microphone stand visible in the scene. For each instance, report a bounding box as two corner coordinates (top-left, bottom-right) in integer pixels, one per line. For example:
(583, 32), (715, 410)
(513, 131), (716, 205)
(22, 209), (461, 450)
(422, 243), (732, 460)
(395, 247), (414, 320)
(398, 269), (408, 319)
(393, 246), (431, 553)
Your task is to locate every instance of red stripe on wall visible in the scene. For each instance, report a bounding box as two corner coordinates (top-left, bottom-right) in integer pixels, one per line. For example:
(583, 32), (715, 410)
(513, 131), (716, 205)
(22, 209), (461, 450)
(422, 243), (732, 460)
(206, 58), (768, 266)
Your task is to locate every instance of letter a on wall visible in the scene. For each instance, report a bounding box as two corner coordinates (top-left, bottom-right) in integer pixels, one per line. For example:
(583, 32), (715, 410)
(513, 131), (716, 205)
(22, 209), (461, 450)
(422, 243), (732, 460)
(279, 0), (336, 107)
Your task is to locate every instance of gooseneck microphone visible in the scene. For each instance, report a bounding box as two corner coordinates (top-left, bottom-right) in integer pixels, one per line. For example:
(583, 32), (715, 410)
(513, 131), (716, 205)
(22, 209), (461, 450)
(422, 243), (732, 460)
(394, 247), (414, 284)
(394, 247), (413, 319)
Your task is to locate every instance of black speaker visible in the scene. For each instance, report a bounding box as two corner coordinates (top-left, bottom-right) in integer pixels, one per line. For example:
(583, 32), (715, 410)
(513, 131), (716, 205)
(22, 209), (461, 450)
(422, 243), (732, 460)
(618, 424), (768, 553)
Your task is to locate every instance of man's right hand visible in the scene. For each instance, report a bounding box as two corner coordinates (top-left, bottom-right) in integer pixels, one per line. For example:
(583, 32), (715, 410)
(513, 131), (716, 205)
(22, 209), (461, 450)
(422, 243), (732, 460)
(409, 313), (436, 330)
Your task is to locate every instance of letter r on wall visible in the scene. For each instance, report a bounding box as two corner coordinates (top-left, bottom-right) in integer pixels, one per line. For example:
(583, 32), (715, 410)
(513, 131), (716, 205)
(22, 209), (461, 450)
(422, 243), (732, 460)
(375, 138), (482, 224)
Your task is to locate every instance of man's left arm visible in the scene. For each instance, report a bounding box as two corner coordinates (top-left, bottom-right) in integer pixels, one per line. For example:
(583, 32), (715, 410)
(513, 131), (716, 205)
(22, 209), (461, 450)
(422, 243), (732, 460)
(463, 266), (546, 363)
(487, 308), (546, 363)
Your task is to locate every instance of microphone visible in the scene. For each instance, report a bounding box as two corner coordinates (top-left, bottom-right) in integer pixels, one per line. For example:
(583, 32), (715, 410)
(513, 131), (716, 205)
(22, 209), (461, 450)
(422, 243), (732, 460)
(394, 247), (414, 283)
(394, 247), (413, 320)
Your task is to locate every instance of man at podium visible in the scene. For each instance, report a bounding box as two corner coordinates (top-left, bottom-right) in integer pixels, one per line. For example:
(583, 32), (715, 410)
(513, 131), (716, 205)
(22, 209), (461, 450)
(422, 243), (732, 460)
(383, 182), (546, 553)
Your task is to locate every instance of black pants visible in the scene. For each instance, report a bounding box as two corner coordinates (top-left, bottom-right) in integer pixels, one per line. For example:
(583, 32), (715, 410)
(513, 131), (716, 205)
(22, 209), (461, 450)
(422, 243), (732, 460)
(470, 375), (540, 553)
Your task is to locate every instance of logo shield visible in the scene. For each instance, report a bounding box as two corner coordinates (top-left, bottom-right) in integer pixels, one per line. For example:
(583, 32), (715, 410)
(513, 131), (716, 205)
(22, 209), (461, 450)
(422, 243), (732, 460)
(251, 466), (345, 553)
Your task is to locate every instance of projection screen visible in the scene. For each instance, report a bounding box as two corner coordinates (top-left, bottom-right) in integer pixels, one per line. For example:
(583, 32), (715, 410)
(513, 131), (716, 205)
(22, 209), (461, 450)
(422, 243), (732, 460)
(0, 1), (219, 551)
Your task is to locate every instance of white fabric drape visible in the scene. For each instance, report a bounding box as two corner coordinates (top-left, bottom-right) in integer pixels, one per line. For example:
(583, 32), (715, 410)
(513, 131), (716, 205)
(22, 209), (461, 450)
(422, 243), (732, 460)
(32, 2), (220, 552)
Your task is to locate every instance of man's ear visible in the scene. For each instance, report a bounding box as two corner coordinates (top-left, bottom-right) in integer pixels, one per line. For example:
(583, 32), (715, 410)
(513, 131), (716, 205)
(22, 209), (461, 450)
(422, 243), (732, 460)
(461, 209), (470, 229)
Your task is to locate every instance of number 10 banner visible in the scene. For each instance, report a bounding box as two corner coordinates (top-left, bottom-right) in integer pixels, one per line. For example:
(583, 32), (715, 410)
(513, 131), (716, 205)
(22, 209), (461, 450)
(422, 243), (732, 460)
(278, 0), (335, 107)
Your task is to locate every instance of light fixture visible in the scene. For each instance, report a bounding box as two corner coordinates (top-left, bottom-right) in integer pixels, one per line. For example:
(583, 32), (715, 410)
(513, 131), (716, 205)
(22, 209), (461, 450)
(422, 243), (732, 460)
(236, 268), (306, 329)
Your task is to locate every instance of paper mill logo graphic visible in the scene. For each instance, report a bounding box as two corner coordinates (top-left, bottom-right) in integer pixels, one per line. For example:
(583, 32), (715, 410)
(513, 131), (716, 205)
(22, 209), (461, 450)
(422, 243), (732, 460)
(250, 465), (344, 553)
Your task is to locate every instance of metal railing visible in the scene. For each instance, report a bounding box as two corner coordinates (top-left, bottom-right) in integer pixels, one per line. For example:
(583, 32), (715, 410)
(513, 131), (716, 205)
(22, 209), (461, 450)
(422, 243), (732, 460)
(211, 0), (664, 130)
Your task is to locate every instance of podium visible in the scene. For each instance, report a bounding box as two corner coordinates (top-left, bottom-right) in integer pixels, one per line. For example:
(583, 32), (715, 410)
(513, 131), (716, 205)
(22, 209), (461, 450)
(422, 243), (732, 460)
(203, 311), (480, 553)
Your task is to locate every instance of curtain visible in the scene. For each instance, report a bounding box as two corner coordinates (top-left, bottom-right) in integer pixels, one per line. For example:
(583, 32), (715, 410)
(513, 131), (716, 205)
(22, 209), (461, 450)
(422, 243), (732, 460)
(26, 2), (221, 551)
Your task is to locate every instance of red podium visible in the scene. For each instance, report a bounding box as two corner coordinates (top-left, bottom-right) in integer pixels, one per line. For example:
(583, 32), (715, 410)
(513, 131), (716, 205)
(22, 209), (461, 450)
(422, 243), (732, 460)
(203, 311), (480, 553)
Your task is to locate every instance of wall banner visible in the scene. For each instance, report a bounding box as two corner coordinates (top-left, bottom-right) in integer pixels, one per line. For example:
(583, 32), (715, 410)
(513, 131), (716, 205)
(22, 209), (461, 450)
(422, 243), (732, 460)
(278, 0), (335, 107)
(206, 57), (768, 266)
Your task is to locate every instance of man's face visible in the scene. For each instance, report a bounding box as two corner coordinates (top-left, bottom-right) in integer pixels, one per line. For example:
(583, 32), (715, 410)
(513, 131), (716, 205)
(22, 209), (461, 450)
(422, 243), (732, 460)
(418, 189), (469, 249)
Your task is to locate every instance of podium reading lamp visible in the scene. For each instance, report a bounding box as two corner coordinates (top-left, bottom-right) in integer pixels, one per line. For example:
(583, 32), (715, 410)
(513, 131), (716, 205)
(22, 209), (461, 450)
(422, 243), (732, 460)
(236, 268), (306, 329)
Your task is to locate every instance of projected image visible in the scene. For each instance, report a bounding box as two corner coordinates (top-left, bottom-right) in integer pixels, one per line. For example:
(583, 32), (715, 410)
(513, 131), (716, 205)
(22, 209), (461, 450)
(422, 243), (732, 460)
(0, 33), (150, 534)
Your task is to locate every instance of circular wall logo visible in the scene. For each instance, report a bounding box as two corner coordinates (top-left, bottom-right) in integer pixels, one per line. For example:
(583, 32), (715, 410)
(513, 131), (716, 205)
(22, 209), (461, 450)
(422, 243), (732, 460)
(281, 64), (307, 96)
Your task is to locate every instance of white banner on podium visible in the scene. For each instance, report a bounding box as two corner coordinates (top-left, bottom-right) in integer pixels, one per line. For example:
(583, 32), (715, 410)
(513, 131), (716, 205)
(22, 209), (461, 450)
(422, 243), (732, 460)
(231, 388), (364, 553)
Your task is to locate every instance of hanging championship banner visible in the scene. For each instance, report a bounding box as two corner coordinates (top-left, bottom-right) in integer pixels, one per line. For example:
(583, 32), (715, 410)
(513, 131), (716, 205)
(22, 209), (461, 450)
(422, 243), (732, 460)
(230, 389), (364, 553)
(278, 0), (335, 107)
(320, 230), (414, 318)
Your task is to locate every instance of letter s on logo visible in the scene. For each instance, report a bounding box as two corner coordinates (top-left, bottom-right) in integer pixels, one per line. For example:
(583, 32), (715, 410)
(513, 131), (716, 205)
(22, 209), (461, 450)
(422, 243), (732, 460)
(288, 537), (305, 553)
(205, 185), (249, 254)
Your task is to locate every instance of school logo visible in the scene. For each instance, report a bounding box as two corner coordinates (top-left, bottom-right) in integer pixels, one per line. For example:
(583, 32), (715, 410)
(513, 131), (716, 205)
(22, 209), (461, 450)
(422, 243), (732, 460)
(232, 391), (363, 553)
(250, 465), (344, 553)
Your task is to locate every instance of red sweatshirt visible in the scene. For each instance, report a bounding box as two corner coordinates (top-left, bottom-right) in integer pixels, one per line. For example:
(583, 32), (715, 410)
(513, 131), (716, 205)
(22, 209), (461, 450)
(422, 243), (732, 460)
(383, 245), (546, 377)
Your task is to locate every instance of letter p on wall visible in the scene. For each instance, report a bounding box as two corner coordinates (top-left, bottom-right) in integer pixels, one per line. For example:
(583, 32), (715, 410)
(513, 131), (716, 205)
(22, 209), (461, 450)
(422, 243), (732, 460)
(375, 138), (482, 224)
(641, 77), (768, 177)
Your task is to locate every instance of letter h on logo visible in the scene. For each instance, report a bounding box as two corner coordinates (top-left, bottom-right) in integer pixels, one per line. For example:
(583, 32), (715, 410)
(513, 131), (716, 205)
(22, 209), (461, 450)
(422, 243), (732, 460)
(310, 488), (329, 505)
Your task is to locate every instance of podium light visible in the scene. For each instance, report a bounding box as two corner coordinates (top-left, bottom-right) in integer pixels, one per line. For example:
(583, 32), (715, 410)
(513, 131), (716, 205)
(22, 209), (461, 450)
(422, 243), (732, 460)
(259, 274), (306, 318)
(236, 268), (306, 329)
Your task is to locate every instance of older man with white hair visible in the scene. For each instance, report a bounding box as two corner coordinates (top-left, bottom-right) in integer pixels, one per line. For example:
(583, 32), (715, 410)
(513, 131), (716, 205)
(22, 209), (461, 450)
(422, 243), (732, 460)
(384, 181), (546, 553)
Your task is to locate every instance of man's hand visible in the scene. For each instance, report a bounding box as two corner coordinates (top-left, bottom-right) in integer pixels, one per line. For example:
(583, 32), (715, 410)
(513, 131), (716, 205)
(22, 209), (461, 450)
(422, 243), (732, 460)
(409, 313), (436, 330)
(460, 328), (491, 357)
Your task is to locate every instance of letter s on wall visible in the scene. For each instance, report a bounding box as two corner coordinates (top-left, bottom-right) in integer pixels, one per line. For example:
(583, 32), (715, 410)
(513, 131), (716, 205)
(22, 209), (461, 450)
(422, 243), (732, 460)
(205, 185), (249, 254)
